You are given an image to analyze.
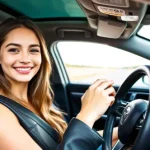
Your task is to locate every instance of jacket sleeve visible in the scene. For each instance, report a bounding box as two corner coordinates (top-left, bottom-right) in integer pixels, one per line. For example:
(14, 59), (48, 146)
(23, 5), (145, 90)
(57, 118), (104, 150)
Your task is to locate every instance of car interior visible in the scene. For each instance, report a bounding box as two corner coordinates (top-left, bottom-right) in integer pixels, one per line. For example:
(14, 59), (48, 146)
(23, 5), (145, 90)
(0, 0), (150, 150)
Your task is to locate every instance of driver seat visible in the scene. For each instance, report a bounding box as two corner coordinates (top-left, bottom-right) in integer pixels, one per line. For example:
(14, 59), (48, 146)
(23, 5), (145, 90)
(0, 95), (59, 150)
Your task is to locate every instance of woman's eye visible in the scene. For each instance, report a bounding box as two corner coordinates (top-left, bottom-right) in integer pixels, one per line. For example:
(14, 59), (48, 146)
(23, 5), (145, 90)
(8, 48), (19, 53)
(30, 49), (40, 53)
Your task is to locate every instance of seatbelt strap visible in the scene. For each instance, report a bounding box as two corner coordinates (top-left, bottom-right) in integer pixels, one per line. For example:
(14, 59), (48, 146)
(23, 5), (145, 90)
(0, 95), (59, 150)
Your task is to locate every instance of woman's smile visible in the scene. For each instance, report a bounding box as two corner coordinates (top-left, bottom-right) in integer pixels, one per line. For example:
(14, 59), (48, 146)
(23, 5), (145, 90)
(13, 67), (34, 74)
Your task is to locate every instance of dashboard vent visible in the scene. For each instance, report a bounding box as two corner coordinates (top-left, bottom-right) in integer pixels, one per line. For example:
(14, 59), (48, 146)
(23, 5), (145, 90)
(135, 93), (149, 100)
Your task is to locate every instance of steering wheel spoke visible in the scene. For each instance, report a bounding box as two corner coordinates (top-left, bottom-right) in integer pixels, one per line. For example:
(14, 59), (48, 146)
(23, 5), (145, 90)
(114, 100), (129, 116)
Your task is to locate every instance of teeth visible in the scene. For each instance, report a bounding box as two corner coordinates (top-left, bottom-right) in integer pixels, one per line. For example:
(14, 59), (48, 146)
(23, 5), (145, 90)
(16, 68), (31, 71)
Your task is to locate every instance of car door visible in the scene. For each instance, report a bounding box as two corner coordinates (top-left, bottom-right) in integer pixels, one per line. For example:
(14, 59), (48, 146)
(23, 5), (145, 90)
(50, 40), (150, 130)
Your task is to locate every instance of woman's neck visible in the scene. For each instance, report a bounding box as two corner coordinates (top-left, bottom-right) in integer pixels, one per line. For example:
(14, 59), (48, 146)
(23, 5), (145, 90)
(10, 82), (29, 102)
(0, 82), (29, 103)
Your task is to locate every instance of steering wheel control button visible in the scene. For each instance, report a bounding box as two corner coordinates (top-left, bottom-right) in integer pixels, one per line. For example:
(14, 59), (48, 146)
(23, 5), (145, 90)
(136, 111), (146, 129)
(118, 99), (148, 144)
(120, 106), (131, 125)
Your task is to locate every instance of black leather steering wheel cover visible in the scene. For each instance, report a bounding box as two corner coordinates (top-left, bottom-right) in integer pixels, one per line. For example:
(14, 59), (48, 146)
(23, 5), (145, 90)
(102, 65), (150, 150)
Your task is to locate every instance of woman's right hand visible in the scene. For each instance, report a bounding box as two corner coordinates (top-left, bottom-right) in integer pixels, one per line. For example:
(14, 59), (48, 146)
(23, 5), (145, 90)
(76, 79), (116, 128)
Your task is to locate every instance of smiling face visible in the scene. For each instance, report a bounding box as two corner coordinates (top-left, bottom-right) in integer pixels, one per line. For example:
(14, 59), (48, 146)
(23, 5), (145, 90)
(0, 27), (42, 85)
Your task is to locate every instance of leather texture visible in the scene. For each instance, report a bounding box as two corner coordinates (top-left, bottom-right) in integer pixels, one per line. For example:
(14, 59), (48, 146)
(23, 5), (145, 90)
(57, 118), (104, 150)
(0, 95), (104, 150)
(0, 95), (59, 150)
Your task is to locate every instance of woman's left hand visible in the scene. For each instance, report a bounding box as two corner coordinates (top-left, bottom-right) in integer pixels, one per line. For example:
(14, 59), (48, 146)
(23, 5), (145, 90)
(98, 127), (118, 147)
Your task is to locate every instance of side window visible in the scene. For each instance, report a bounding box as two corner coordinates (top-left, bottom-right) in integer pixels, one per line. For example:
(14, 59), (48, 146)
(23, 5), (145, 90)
(57, 41), (150, 87)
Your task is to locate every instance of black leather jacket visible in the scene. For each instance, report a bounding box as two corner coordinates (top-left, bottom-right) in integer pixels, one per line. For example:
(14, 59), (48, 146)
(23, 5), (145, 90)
(57, 118), (104, 150)
(0, 95), (104, 150)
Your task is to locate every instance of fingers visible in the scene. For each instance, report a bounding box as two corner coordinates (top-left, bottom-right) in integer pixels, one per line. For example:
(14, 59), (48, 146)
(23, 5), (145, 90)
(105, 87), (116, 106)
(90, 79), (107, 89)
(81, 92), (85, 101)
(80, 79), (116, 124)
(109, 96), (115, 106)
(90, 79), (114, 90)
(105, 87), (116, 97)
(99, 80), (114, 90)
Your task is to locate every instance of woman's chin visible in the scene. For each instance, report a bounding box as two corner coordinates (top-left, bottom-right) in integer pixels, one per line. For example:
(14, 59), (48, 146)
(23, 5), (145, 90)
(12, 77), (33, 83)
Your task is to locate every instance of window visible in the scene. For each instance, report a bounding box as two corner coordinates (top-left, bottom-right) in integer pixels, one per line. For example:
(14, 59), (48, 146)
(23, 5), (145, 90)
(57, 41), (150, 88)
(138, 25), (150, 40)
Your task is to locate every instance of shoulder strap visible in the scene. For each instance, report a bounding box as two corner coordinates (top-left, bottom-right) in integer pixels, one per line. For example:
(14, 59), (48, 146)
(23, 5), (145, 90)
(0, 95), (59, 150)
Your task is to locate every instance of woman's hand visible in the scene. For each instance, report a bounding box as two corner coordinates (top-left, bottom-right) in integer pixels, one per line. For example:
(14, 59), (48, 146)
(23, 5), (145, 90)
(76, 79), (116, 128)
(98, 127), (118, 147)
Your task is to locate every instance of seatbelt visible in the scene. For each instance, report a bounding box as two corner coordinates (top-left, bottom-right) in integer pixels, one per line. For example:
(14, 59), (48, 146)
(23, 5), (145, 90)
(0, 95), (59, 150)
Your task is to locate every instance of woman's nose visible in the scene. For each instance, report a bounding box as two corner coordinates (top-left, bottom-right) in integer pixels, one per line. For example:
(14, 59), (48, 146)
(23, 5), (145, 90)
(19, 52), (31, 64)
(19, 60), (30, 64)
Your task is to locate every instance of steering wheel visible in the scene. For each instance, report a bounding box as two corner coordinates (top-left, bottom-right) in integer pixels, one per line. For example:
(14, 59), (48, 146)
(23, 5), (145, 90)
(102, 65), (150, 150)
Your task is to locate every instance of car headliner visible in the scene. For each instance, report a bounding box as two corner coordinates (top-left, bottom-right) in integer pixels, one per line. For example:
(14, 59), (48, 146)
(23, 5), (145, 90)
(0, 0), (85, 19)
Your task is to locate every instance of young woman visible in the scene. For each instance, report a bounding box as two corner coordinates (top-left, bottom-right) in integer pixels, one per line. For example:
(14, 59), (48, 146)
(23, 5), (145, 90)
(0, 17), (117, 150)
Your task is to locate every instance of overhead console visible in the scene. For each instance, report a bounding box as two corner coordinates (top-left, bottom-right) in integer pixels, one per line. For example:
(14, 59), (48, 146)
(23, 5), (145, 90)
(76, 0), (148, 39)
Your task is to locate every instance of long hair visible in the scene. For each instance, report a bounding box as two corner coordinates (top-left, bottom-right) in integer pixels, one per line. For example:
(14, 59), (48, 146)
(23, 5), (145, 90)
(0, 17), (67, 141)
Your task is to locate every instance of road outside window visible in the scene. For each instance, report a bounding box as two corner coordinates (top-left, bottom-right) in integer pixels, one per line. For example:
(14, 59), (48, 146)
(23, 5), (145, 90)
(57, 41), (150, 88)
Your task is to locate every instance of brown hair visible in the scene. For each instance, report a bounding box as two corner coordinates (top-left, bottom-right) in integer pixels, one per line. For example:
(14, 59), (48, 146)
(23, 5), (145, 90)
(0, 17), (67, 141)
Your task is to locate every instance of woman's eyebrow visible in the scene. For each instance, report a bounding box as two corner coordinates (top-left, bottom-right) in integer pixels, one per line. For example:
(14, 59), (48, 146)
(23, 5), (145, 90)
(29, 44), (40, 48)
(5, 43), (21, 48)
(5, 43), (40, 48)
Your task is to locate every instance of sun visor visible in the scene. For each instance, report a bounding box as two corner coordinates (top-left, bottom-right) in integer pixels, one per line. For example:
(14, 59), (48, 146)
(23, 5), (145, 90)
(97, 17), (127, 38)
(76, 0), (148, 39)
